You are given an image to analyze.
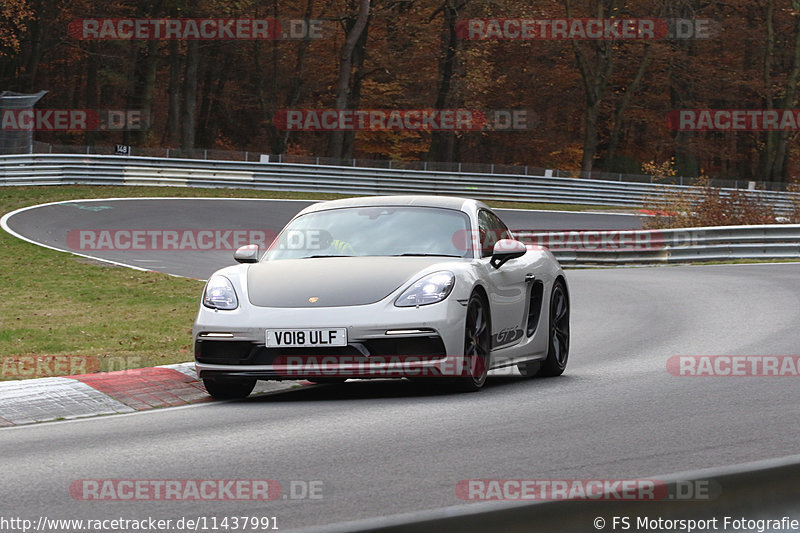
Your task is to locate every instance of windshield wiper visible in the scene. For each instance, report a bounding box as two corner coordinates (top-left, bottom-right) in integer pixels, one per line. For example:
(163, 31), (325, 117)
(302, 255), (354, 259)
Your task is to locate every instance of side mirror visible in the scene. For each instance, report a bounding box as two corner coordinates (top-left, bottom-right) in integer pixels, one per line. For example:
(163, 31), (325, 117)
(234, 244), (260, 264)
(490, 239), (527, 269)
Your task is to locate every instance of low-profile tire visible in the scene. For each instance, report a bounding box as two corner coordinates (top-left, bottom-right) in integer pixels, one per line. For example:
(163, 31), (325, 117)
(203, 378), (256, 400)
(538, 280), (570, 377)
(452, 291), (491, 392)
(307, 378), (347, 384)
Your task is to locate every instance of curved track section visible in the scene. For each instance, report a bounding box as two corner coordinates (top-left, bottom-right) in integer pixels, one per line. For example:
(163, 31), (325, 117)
(2, 198), (641, 279)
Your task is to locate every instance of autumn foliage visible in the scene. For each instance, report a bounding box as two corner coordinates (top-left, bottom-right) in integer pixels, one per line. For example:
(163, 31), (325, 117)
(641, 161), (800, 229)
(1, 0), (800, 183)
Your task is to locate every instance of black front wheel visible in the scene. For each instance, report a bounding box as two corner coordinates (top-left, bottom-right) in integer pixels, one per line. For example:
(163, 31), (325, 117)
(203, 378), (256, 400)
(453, 292), (491, 392)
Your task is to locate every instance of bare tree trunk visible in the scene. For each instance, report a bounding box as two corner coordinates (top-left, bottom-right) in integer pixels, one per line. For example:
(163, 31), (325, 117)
(603, 43), (652, 168)
(341, 24), (370, 160)
(759, 0), (778, 180)
(164, 40), (182, 147)
(428, 0), (464, 163)
(181, 40), (199, 150)
(197, 44), (227, 147)
(761, 0), (800, 181)
(328, 0), (371, 160)
(258, 0), (332, 155)
(131, 39), (158, 145)
(84, 42), (98, 146)
(565, 0), (615, 174)
(24, 0), (44, 91)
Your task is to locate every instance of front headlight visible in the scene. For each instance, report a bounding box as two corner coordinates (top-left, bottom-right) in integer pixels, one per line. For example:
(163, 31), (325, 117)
(395, 271), (455, 307)
(203, 275), (239, 310)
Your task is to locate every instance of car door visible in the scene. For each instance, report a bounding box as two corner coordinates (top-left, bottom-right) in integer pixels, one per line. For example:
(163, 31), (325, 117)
(477, 209), (530, 360)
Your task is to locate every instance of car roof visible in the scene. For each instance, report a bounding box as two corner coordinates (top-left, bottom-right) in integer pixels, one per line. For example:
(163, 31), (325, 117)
(298, 195), (489, 215)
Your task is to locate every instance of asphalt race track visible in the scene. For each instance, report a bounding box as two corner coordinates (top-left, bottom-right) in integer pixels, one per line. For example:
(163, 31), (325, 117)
(2, 198), (799, 531)
(2, 198), (642, 279)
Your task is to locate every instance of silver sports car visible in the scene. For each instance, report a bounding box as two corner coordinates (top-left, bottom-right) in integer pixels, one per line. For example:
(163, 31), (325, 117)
(193, 195), (569, 398)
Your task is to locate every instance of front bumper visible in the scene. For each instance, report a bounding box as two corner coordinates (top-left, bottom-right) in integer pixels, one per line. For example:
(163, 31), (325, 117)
(193, 296), (470, 381)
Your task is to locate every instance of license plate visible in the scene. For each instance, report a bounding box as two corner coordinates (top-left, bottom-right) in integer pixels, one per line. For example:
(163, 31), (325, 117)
(266, 328), (347, 348)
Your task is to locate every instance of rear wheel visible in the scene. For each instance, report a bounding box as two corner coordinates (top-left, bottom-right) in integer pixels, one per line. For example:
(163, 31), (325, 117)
(539, 280), (569, 377)
(203, 378), (256, 400)
(453, 292), (491, 392)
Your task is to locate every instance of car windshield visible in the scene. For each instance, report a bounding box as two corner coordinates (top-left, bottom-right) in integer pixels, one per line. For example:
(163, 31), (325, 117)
(264, 206), (471, 260)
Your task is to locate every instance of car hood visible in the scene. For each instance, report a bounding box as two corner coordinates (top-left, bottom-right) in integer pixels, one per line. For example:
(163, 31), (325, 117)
(246, 256), (450, 307)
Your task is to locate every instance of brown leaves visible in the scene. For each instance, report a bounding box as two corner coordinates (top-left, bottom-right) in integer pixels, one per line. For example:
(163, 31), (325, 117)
(0, 0), (33, 57)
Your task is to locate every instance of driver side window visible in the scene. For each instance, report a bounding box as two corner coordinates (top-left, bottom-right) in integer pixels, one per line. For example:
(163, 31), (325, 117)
(478, 210), (512, 258)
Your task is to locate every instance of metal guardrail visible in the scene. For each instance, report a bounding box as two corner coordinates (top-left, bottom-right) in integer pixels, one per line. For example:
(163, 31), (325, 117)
(296, 454), (800, 533)
(1, 153), (799, 213)
(516, 225), (800, 264)
(1, 154), (799, 264)
(30, 141), (798, 191)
